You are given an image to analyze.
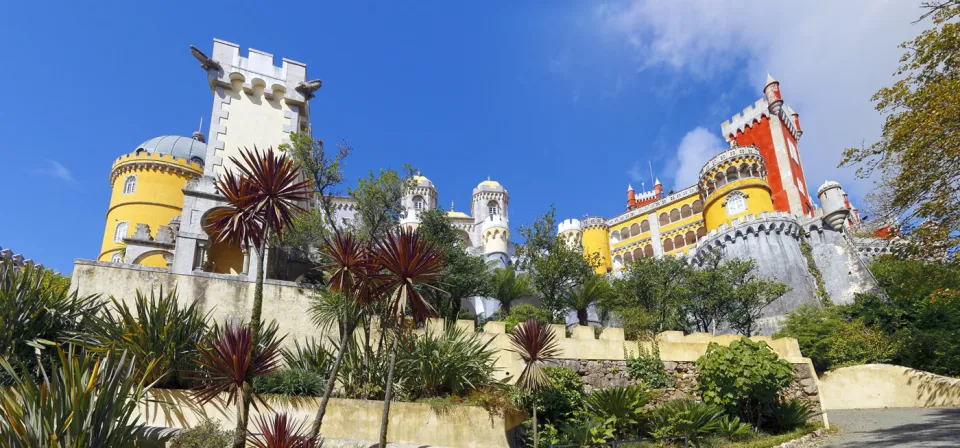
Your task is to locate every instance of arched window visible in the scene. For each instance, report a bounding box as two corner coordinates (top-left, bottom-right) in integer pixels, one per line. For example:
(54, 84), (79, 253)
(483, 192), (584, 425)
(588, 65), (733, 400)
(619, 228), (630, 240)
(633, 248), (643, 260)
(487, 200), (499, 216)
(685, 230), (696, 246)
(724, 191), (748, 216)
(630, 223), (641, 237)
(726, 166), (739, 182)
(413, 195), (425, 211)
(670, 209), (680, 222)
(697, 226), (707, 240)
(659, 212), (669, 226)
(680, 204), (692, 218)
(123, 175), (137, 194)
(692, 199), (704, 214)
(640, 220), (650, 232)
(674, 235), (685, 249)
(111, 252), (122, 263)
(643, 245), (654, 258)
(663, 238), (674, 252)
(114, 222), (128, 243)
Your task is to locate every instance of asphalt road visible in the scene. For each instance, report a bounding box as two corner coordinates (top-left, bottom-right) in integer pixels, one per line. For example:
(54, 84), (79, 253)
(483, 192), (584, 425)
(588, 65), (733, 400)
(825, 408), (960, 447)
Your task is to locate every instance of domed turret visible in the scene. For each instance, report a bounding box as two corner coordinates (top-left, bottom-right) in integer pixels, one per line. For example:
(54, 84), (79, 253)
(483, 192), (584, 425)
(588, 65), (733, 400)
(558, 218), (582, 247)
(764, 74), (783, 115)
(401, 172), (439, 230)
(817, 180), (850, 230)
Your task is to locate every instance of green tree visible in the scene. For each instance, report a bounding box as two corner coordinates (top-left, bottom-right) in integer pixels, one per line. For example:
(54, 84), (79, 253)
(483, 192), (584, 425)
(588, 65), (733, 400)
(490, 267), (534, 314)
(773, 305), (844, 372)
(508, 320), (561, 448)
(280, 133), (351, 244)
(563, 275), (611, 327)
(840, 1), (960, 252)
(727, 278), (789, 336)
(417, 208), (492, 322)
(516, 206), (599, 318)
(683, 248), (735, 333)
(606, 256), (690, 334)
(349, 167), (415, 242)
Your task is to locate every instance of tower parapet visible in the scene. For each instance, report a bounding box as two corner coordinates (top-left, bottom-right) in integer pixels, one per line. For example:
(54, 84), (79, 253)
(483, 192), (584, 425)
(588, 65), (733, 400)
(480, 215), (510, 257)
(697, 145), (774, 232)
(816, 181), (850, 230)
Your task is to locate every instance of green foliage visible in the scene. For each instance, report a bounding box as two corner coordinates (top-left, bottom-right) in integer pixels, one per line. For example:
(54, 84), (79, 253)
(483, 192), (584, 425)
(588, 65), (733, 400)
(715, 415), (752, 441)
(696, 339), (794, 427)
(280, 133), (351, 241)
(770, 399), (821, 433)
(252, 369), (326, 397)
(513, 366), (586, 424)
(0, 260), (100, 385)
(826, 318), (901, 369)
(84, 289), (210, 389)
(564, 275), (613, 326)
(799, 240), (830, 305)
(418, 208), (492, 321)
(553, 418), (615, 447)
(0, 345), (155, 447)
(501, 304), (553, 333)
(515, 206), (601, 316)
(647, 399), (724, 446)
(171, 419), (235, 448)
(625, 342), (671, 389)
(282, 338), (332, 375)
(584, 385), (652, 435)
(397, 323), (498, 400)
(490, 267), (534, 314)
(840, 2), (960, 251)
(348, 166), (415, 242)
(607, 256), (691, 334)
(773, 306), (843, 372)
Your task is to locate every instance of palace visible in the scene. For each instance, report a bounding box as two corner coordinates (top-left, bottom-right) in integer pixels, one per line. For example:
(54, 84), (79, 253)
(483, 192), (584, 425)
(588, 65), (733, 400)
(87, 39), (892, 333)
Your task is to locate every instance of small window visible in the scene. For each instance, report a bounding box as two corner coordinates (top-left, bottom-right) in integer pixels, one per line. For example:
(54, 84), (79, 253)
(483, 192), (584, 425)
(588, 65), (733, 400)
(725, 192), (748, 216)
(123, 175), (137, 194)
(487, 200), (499, 216)
(114, 222), (128, 243)
(111, 252), (122, 263)
(413, 195), (424, 211)
(789, 140), (799, 161)
(191, 156), (205, 168)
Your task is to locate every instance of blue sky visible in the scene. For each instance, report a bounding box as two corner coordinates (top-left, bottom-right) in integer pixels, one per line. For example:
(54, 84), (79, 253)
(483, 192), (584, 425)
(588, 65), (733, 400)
(0, 1), (924, 273)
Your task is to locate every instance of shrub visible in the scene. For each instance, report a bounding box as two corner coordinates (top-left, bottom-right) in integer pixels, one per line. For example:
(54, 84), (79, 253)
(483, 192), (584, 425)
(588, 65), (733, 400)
(770, 399), (821, 432)
(502, 304), (553, 333)
(0, 345), (154, 446)
(282, 338), (332, 375)
(825, 318), (901, 369)
(696, 338), (794, 427)
(773, 305), (843, 372)
(462, 386), (521, 417)
(512, 366), (585, 424)
(625, 342), (671, 388)
(647, 399), (724, 446)
(584, 385), (652, 437)
(171, 419), (234, 448)
(397, 323), (498, 399)
(714, 415), (752, 441)
(253, 369), (326, 397)
(85, 289), (210, 388)
(0, 260), (100, 385)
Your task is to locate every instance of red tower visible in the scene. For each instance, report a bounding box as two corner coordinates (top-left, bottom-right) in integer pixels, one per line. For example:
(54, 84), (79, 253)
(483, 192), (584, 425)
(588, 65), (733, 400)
(720, 75), (813, 216)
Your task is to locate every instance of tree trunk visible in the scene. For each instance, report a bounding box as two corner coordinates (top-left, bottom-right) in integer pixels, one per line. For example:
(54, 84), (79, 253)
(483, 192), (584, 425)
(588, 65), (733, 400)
(251, 236), (268, 337)
(532, 399), (538, 448)
(576, 308), (588, 327)
(378, 333), (400, 447)
(233, 380), (252, 448)
(308, 317), (357, 440)
(361, 315), (372, 400)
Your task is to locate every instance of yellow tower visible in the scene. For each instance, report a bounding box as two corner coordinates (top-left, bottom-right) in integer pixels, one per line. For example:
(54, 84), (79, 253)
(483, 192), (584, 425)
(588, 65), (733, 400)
(698, 145), (775, 232)
(99, 136), (205, 267)
(580, 217), (612, 274)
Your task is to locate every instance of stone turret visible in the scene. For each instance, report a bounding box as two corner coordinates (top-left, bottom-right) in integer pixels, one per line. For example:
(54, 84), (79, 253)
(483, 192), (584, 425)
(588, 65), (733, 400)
(817, 181), (850, 230)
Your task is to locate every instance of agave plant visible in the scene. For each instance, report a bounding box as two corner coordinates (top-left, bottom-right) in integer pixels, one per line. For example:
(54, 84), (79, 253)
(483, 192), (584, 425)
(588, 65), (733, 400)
(715, 415), (752, 441)
(0, 259), (100, 385)
(397, 322), (498, 400)
(584, 385), (652, 438)
(0, 345), (156, 447)
(248, 413), (321, 448)
(648, 399), (724, 447)
(192, 322), (283, 448)
(83, 288), (210, 388)
(771, 399), (821, 432)
(508, 319), (562, 448)
(490, 267), (533, 314)
(372, 228), (446, 447)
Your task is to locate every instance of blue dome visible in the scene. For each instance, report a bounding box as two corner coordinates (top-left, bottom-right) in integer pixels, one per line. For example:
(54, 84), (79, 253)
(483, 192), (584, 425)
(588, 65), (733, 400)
(135, 136), (207, 161)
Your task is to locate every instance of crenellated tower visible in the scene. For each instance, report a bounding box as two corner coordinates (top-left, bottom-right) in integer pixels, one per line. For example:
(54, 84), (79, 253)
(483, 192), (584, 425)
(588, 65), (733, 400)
(697, 145), (775, 232)
(400, 173), (439, 230)
(721, 75), (812, 218)
(581, 216), (611, 274)
(473, 178), (510, 265)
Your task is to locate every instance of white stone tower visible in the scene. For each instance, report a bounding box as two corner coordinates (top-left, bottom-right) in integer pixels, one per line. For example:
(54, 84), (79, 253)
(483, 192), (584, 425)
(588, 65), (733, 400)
(817, 181), (851, 230)
(400, 174), (439, 230)
(473, 179), (510, 266)
(558, 218), (582, 248)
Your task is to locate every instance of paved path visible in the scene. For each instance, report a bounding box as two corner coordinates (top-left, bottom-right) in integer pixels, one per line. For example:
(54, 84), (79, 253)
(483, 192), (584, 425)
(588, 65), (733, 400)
(825, 408), (960, 447)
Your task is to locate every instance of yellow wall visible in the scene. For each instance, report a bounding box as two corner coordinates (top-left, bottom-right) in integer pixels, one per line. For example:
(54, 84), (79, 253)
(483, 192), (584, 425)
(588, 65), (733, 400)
(99, 153), (202, 263)
(134, 251), (171, 268)
(702, 179), (774, 232)
(820, 364), (960, 410)
(582, 226), (611, 273)
(206, 240), (244, 275)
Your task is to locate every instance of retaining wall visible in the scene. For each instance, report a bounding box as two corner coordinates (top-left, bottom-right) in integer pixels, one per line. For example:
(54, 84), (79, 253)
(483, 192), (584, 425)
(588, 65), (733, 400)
(820, 364), (960, 410)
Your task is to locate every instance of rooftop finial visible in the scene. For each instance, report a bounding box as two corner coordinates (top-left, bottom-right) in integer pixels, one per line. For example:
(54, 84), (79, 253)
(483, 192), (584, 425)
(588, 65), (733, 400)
(766, 73), (778, 86)
(450, 201), (455, 212)
(192, 117), (206, 143)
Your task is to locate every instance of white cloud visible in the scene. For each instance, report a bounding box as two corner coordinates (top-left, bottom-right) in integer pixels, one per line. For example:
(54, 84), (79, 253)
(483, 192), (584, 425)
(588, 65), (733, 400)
(672, 127), (727, 188)
(591, 0), (925, 199)
(36, 160), (75, 183)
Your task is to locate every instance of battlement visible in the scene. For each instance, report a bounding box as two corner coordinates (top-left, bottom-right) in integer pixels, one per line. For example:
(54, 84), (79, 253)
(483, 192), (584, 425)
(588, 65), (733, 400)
(720, 98), (802, 143)
(695, 211), (800, 255)
(207, 39), (309, 105)
(582, 216), (607, 229)
(698, 145), (763, 181)
(557, 218), (582, 234)
(0, 246), (42, 270)
(110, 152), (203, 184)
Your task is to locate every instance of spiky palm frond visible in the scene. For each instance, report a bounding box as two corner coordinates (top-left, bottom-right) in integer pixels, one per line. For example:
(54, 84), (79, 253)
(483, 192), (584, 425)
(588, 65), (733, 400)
(507, 319), (561, 392)
(318, 233), (378, 306)
(204, 170), (267, 248)
(192, 322), (282, 407)
(231, 146), (314, 242)
(374, 228), (445, 325)
(491, 268), (533, 313)
(247, 413), (321, 448)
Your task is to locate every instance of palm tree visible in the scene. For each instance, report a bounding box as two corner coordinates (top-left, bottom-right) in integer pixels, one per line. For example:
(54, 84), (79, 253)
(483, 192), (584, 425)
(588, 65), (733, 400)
(564, 275), (611, 326)
(192, 322), (283, 448)
(203, 147), (311, 447)
(508, 319), (561, 448)
(491, 267), (533, 314)
(374, 228), (445, 447)
(248, 413), (321, 448)
(307, 233), (378, 439)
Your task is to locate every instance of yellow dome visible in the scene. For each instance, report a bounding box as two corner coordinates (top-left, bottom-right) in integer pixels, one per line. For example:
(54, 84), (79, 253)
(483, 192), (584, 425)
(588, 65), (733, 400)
(413, 174), (430, 183)
(447, 211), (470, 219)
(477, 179), (501, 188)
